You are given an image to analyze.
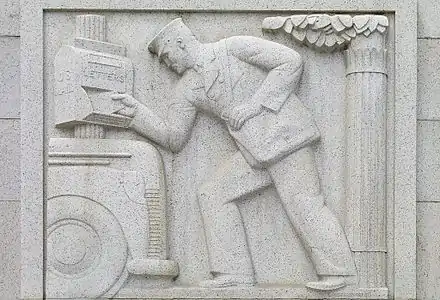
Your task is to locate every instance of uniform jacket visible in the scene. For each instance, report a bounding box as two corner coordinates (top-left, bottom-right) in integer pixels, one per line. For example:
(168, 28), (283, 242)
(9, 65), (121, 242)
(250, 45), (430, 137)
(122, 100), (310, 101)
(132, 36), (320, 167)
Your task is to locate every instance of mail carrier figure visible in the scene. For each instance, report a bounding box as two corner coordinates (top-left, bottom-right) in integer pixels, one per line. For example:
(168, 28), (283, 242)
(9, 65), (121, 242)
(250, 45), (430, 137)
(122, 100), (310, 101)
(112, 18), (356, 291)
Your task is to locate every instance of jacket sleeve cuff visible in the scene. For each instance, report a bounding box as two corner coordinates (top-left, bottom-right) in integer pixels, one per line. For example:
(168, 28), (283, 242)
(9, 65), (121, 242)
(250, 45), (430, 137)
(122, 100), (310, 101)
(261, 102), (281, 113)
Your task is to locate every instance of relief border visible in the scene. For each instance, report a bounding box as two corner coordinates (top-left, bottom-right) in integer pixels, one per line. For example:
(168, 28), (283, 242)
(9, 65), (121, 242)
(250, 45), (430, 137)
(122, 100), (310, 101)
(20, 0), (417, 299)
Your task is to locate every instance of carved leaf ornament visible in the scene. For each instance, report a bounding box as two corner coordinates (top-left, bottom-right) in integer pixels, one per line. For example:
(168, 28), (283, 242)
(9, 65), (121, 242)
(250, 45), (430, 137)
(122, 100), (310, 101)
(262, 14), (389, 52)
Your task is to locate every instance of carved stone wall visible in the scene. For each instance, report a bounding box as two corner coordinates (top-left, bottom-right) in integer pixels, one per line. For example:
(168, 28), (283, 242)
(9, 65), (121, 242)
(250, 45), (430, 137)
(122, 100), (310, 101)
(0, 0), (20, 298)
(47, 15), (178, 298)
(4, 0), (421, 299)
(264, 13), (389, 290)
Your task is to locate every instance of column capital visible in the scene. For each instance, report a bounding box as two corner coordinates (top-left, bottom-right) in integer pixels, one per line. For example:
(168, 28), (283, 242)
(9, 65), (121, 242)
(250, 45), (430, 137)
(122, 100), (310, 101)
(262, 14), (389, 53)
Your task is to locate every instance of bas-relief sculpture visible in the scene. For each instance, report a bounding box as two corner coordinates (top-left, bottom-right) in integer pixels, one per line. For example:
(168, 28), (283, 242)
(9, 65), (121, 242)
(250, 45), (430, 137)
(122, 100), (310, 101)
(116, 17), (356, 291)
(46, 12), (389, 299)
(262, 14), (389, 52)
(48, 15), (178, 299)
(262, 14), (389, 289)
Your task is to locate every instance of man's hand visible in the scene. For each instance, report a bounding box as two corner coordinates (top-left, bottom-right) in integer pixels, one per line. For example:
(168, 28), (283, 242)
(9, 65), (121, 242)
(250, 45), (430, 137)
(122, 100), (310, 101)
(111, 93), (139, 117)
(227, 104), (264, 131)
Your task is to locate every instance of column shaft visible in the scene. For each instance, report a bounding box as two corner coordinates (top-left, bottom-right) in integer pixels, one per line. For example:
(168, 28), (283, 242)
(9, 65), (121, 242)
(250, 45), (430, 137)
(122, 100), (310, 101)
(344, 32), (387, 288)
(74, 15), (107, 138)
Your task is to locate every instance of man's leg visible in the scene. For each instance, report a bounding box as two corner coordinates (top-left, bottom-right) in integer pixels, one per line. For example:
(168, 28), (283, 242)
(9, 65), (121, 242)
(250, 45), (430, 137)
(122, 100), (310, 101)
(197, 151), (272, 287)
(267, 146), (356, 290)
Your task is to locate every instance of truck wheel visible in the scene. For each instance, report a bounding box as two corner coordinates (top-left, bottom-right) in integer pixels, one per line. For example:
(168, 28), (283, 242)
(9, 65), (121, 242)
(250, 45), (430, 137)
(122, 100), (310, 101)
(46, 195), (128, 298)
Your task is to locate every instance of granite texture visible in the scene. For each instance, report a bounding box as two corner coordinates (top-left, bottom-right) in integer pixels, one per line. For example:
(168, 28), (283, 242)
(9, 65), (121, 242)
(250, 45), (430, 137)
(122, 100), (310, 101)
(7, 0), (440, 299)
(19, 0), (416, 299)
(417, 121), (440, 202)
(0, 201), (20, 300)
(0, 119), (20, 201)
(43, 11), (353, 292)
(418, 0), (440, 38)
(417, 202), (440, 299)
(0, 37), (20, 118)
(263, 13), (389, 289)
(0, 0), (20, 36)
(20, 1), (44, 296)
(417, 39), (440, 120)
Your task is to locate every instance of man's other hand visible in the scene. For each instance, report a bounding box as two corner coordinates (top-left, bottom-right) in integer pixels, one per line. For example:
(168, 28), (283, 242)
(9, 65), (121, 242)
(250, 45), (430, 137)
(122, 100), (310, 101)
(227, 104), (263, 131)
(111, 93), (139, 117)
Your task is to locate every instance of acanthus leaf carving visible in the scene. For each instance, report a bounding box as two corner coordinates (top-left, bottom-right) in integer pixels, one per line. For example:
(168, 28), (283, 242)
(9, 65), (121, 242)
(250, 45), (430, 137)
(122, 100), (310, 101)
(262, 14), (389, 52)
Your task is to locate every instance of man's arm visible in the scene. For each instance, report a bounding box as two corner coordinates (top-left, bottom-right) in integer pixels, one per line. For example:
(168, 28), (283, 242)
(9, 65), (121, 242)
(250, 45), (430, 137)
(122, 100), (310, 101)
(226, 36), (303, 113)
(113, 92), (197, 153)
(132, 100), (196, 153)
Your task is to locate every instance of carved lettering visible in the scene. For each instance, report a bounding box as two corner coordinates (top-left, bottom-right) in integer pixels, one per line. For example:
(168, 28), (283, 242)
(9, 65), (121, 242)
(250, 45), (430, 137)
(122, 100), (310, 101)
(81, 53), (126, 91)
(54, 70), (76, 95)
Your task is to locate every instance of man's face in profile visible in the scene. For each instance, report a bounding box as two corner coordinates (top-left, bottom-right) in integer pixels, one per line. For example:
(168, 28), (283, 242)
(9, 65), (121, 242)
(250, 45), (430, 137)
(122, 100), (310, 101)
(159, 40), (191, 75)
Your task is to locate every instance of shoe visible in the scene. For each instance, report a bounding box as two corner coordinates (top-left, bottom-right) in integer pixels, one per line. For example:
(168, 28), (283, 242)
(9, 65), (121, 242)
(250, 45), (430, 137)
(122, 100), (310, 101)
(306, 276), (346, 291)
(199, 274), (255, 288)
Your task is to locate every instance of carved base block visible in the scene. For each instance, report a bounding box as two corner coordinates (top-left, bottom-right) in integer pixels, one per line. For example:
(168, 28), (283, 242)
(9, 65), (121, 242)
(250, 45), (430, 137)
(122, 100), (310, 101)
(127, 258), (179, 276)
(117, 286), (389, 299)
(47, 138), (177, 298)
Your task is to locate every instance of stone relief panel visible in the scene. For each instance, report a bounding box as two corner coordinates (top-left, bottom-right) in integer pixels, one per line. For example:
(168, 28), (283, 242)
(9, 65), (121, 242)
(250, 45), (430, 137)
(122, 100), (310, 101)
(42, 10), (392, 299)
(263, 13), (390, 289)
(47, 15), (178, 299)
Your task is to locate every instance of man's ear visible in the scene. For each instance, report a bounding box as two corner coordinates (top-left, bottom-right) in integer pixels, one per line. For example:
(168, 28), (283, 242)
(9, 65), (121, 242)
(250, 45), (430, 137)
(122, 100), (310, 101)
(176, 37), (185, 49)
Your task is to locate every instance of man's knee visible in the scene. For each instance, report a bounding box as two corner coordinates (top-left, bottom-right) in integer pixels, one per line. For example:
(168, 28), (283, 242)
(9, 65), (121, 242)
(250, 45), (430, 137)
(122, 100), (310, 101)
(197, 183), (219, 207)
(197, 180), (242, 211)
(197, 176), (215, 193)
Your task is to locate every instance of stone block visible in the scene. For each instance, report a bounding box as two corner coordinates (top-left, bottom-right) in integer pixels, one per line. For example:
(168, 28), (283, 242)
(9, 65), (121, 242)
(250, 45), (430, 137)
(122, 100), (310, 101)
(417, 202), (440, 299)
(418, 0), (440, 38)
(20, 2), (417, 299)
(418, 39), (440, 120)
(417, 121), (440, 202)
(0, 120), (20, 200)
(0, 201), (20, 300)
(0, 0), (20, 36)
(0, 37), (20, 118)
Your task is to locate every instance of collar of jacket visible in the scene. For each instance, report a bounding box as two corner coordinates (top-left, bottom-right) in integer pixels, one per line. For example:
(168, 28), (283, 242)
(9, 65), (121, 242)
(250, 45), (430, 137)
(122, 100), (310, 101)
(192, 44), (220, 94)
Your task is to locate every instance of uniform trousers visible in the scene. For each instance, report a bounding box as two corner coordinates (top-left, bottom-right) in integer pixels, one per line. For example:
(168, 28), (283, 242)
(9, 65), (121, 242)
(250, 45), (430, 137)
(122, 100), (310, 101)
(197, 146), (356, 277)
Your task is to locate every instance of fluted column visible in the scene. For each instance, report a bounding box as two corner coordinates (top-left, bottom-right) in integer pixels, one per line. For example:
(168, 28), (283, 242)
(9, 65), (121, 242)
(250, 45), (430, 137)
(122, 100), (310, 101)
(76, 15), (106, 42)
(262, 14), (389, 288)
(145, 187), (168, 259)
(74, 15), (107, 138)
(344, 32), (387, 288)
(73, 123), (106, 139)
